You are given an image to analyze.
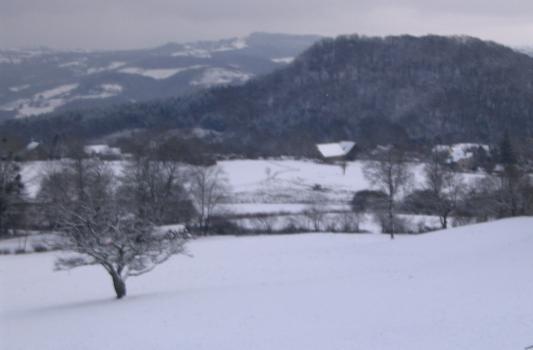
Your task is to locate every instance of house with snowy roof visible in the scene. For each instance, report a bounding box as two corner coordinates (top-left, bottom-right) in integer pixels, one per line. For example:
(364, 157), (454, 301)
(84, 144), (122, 159)
(316, 141), (356, 161)
(432, 143), (489, 170)
(17, 140), (48, 160)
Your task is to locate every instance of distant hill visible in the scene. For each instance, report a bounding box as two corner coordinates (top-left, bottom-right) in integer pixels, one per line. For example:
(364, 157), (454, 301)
(517, 47), (533, 57)
(4, 34), (533, 156)
(0, 32), (321, 121)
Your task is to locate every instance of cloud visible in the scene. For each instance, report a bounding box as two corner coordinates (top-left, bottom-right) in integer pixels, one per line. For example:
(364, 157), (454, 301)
(0, 0), (532, 49)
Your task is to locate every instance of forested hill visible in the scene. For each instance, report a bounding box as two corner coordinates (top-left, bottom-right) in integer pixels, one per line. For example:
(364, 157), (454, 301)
(4, 34), (533, 156)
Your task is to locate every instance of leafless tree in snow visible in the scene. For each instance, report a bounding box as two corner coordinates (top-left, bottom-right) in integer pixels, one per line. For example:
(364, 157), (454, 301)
(119, 156), (195, 225)
(304, 193), (327, 232)
(187, 165), (230, 235)
(423, 151), (465, 229)
(363, 147), (413, 239)
(40, 159), (187, 299)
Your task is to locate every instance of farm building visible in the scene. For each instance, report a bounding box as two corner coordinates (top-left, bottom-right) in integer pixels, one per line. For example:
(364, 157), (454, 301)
(316, 141), (356, 162)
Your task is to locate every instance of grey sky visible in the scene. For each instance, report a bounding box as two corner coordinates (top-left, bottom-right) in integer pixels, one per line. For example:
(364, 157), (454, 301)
(1, 0), (532, 50)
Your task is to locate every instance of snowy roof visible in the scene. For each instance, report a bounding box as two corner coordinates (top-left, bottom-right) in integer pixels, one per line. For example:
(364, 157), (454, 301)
(433, 143), (489, 163)
(316, 141), (356, 158)
(26, 141), (40, 151)
(84, 144), (121, 156)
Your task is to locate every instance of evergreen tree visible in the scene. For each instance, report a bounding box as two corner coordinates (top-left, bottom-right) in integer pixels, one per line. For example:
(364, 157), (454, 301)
(0, 138), (25, 236)
(499, 131), (516, 166)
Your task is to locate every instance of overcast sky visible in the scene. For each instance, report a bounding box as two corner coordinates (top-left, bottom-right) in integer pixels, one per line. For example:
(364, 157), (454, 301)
(1, 0), (532, 50)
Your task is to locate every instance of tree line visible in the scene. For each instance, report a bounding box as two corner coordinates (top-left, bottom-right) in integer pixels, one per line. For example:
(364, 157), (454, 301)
(1, 131), (532, 297)
(354, 133), (533, 238)
(0, 138), (230, 298)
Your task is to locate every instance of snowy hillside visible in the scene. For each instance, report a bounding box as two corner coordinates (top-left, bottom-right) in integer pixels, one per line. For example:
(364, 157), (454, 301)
(1, 218), (532, 349)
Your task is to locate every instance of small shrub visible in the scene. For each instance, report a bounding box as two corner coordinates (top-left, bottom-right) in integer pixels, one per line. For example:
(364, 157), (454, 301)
(351, 190), (387, 213)
(338, 212), (361, 233)
(14, 248), (26, 254)
(0, 248), (11, 255)
(208, 217), (243, 236)
(32, 244), (49, 253)
(416, 222), (434, 234)
(311, 184), (324, 191)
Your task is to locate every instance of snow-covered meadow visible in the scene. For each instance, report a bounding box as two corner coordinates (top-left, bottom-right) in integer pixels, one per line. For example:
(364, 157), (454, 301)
(18, 158), (408, 202)
(1, 218), (533, 349)
(14, 158), (483, 237)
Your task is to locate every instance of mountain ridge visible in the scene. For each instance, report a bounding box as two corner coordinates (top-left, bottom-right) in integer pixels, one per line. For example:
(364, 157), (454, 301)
(3, 34), (533, 156)
(0, 32), (321, 121)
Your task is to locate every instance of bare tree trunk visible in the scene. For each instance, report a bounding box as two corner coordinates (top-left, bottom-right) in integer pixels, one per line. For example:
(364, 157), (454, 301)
(110, 272), (126, 299)
(388, 196), (395, 240)
(441, 212), (448, 229)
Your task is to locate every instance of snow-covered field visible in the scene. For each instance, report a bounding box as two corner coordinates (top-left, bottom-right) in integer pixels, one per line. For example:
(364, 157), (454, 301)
(1, 218), (532, 349)
(191, 67), (252, 87)
(18, 159), (482, 234)
(118, 65), (206, 80)
(19, 159), (390, 202)
(220, 159), (378, 203)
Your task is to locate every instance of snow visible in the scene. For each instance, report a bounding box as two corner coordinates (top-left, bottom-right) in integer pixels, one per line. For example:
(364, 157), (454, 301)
(221, 203), (349, 215)
(220, 37), (248, 51)
(171, 37), (246, 58)
(1, 218), (533, 349)
(119, 65), (206, 79)
(316, 141), (355, 158)
(0, 56), (22, 64)
(16, 98), (67, 118)
(0, 84), (79, 118)
(73, 84), (123, 100)
(0, 233), (58, 253)
(99, 83), (123, 95)
(84, 144), (122, 156)
(172, 48), (212, 58)
(86, 61), (126, 74)
(434, 143), (489, 163)
(191, 68), (252, 87)
(219, 159), (380, 203)
(230, 37), (248, 50)
(9, 84), (30, 92)
(272, 57), (295, 64)
(36, 84), (79, 100)
(2, 82), (125, 117)
(19, 161), (57, 198)
(18, 159), (427, 202)
(26, 141), (40, 151)
(59, 61), (85, 68)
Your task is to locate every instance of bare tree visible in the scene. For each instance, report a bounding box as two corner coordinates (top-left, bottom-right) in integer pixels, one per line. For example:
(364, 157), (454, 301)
(119, 157), (194, 225)
(188, 165), (230, 235)
(363, 147), (412, 239)
(41, 159), (187, 299)
(304, 192), (328, 232)
(338, 211), (361, 233)
(423, 151), (465, 229)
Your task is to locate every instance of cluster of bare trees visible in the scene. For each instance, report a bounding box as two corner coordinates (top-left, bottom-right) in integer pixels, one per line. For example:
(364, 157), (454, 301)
(187, 165), (229, 235)
(361, 147), (470, 237)
(360, 136), (533, 237)
(37, 155), (229, 298)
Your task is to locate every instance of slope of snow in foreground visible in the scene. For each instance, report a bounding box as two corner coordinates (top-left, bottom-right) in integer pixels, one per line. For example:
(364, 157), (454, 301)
(1, 218), (533, 349)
